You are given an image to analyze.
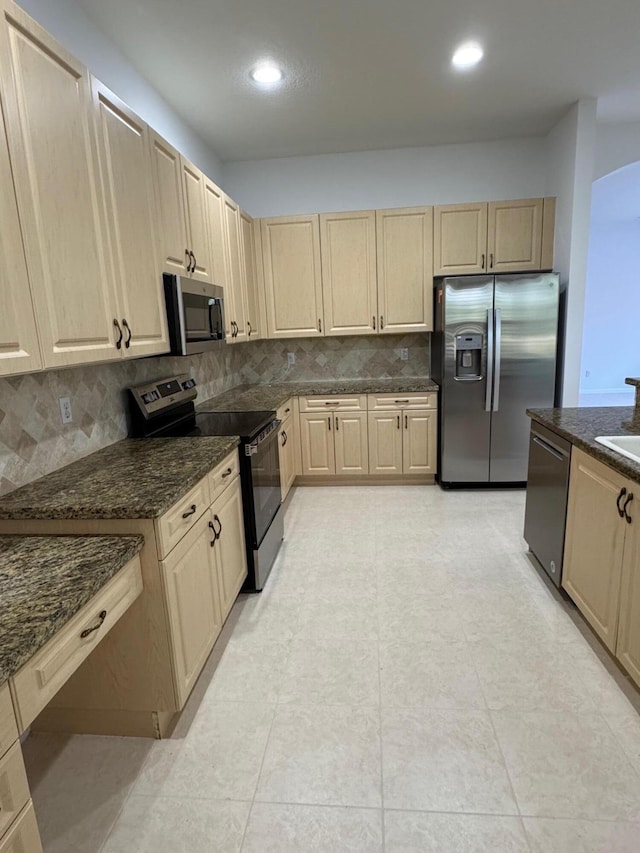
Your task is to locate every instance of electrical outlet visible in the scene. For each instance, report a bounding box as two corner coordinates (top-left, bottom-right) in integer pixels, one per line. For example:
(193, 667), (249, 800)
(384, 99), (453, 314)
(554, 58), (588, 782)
(287, 352), (296, 366)
(585, 369), (591, 378)
(59, 396), (73, 424)
(400, 348), (409, 361)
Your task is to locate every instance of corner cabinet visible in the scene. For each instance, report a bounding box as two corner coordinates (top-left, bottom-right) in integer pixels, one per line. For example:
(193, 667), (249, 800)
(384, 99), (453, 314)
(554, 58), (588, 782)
(376, 206), (434, 333)
(91, 80), (169, 358)
(260, 215), (324, 338)
(0, 0), (121, 368)
(434, 198), (555, 276)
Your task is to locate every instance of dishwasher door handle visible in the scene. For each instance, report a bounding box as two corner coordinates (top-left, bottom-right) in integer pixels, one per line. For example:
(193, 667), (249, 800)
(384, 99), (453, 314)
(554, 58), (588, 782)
(532, 434), (569, 461)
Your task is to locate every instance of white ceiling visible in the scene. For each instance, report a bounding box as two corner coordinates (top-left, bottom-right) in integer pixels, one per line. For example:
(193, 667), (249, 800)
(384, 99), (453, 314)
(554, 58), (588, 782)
(591, 161), (640, 225)
(74, 0), (640, 162)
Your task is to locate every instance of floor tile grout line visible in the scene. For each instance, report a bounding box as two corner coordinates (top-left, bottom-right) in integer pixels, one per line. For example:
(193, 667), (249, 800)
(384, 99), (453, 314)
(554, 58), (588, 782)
(376, 570), (386, 853)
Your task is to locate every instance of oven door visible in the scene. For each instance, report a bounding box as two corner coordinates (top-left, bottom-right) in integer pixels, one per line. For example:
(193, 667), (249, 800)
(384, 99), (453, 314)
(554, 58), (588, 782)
(245, 424), (282, 547)
(164, 275), (225, 354)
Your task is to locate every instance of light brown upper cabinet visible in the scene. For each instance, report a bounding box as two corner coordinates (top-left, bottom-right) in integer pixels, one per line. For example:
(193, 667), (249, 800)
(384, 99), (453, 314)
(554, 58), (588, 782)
(261, 215), (324, 338)
(181, 157), (213, 283)
(434, 198), (555, 276)
(240, 210), (261, 340)
(0, 91), (41, 377)
(203, 176), (228, 289)
(149, 130), (189, 276)
(222, 195), (247, 343)
(0, 0), (121, 368)
(91, 80), (169, 358)
(376, 207), (434, 333)
(320, 210), (377, 336)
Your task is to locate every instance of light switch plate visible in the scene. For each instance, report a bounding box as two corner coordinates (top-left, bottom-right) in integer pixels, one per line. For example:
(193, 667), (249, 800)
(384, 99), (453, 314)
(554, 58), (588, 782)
(59, 396), (73, 424)
(287, 352), (296, 366)
(400, 348), (409, 361)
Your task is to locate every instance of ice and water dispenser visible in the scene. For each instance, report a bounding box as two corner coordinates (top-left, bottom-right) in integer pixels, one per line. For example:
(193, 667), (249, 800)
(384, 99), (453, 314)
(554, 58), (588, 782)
(454, 333), (483, 380)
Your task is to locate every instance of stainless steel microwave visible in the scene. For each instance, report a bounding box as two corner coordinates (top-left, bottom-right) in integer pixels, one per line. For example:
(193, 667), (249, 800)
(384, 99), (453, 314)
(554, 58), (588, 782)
(163, 274), (225, 355)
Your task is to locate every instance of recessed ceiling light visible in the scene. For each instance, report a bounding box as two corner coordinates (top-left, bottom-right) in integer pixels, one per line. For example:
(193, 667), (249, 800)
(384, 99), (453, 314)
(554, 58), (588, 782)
(250, 62), (284, 85)
(451, 41), (484, 71)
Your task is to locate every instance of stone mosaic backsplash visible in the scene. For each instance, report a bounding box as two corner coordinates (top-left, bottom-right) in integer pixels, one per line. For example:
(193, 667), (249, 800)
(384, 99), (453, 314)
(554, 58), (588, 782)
(0, 333), (428, 495)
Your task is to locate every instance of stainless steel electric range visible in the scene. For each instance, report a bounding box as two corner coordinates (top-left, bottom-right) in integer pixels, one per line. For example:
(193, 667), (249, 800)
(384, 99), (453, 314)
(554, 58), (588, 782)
(128, 374), (283, 591)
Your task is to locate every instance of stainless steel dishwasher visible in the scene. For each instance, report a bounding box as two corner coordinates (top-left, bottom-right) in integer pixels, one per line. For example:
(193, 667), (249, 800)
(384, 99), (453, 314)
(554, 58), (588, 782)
(523, 421), (571, 587)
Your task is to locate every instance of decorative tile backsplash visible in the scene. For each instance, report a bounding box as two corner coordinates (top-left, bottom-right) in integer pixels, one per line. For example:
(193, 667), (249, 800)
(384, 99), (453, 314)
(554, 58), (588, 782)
(0, 333), (429, 495)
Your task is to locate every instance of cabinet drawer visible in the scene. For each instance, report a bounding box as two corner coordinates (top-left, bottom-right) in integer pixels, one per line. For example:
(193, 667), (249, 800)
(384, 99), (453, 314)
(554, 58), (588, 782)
(0, 801), (42, 853)
(155, 475), (210, 558)
(0, 743), (30, 841)
(11, 556), (143, 732)
(208, 451), (240, 503)
(0, 686), (17, 761)
(276, 398), (294, 424)
(368, 392), (437, 410)
(299, 395), (366, 412)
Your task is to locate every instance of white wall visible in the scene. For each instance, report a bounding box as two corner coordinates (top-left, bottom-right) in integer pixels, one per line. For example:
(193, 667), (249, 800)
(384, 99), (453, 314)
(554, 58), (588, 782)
(581, 220), (640, 395)
(17, 0), (222, 181)
(545, 99), (598, 407)
(222, 138), (549, 217)
(595, 121), (640, 182)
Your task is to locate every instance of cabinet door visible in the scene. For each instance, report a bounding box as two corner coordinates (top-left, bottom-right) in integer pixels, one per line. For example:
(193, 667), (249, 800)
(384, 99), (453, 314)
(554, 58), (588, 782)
(0, 94), (41, 377)
(241, 210), (261, 340)
(223, 196), (247, 342)
(92, 80), (169, 358)
(212, 476), (248, 620)
(487, 198), (544, 273)
(261, 215), (324, 338)
(320, 211), (377, 336)
(204, 177), (228, 289)
(181, 157), (212, 282)
(368, 411), (403, 475)
(334, 412), (369, 475)
(562, 449), (626, 652)
(299, 412), (335, 476)
(615, 489), (640, 685)
(433, 203), (488, 276)
(160, 513), (222, 707)
(0, 801), (43, 853)
(0, 2), (120, 368)
(403, 409), (437, 475)
(149, 130), (189, 275)
(376, 207), (433, 333)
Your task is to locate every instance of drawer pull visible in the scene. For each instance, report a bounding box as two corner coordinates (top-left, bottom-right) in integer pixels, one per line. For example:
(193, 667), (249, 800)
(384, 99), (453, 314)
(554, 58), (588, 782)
(182, 504), (197, 519)
(80, 610), (107, 639)
(285, 408), (291, 414)
(221, 468), (233, 479)
(395, 399), (409, 404)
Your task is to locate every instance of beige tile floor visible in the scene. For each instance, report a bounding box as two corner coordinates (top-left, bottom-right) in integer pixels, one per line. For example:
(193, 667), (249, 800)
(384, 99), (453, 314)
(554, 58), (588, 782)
(22, 485), (640, 852)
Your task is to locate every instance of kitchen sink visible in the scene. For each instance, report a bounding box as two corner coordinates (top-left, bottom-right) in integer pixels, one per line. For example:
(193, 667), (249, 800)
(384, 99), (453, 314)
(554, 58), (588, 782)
(596, 435), (640, 464)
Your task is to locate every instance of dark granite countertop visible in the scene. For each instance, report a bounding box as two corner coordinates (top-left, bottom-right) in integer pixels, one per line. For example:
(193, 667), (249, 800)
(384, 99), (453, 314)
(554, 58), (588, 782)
(0, 436), (239, 520)
(625, 377), (640, 389)
(0, 534), (143, 685)
(198, 378), (438, 413)
(528, 406), (640, 483)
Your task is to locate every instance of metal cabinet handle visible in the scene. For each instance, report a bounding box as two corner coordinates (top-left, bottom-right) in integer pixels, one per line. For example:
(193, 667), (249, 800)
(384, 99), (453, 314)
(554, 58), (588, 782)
(616, 488), (627, 518)
(182, 503), (197, 519)
(209, 520), (216, 546)
(373, 315), (376, 330)
(222, 468), (233, 479)
(247, 320), (252, 337)
(405, 414), (408, 429)
(281, 430), (288, 446)
(80, 610), (107, 639)
(380, 315), (384, 330)
(489, 253), (494, 269)
(395, 399), (409, 405)
(623, 493), (634, 524)
(190, 251), (197, 272)
(285, 408), (291, 415)
(113, 318), (123, 350)
(397, 415), (400, 429)
(185, 249), (191, 271)
(318, 318), (322, 333)
(328, 416), (331, 431)
(481, 253), (485, 269)
(122, 318), (132, 348)
(213, 514), (222, 538)
(335, 417), (339, 431)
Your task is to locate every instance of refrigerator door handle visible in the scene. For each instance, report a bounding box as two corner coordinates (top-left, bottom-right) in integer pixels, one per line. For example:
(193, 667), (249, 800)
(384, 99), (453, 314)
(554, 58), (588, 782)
(485, 308), (494, 412)
(493, 308), (502, 412)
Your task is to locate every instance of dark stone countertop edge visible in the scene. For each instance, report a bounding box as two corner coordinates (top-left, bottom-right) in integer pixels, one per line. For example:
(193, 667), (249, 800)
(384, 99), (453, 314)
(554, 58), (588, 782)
(626, 377), (640, 388)
(0, 534), (144, 687)
(528, 407), (640, 485)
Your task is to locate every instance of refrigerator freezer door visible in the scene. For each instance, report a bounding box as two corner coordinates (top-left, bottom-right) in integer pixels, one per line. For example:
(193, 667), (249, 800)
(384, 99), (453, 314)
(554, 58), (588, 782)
(440, 276), (494, 483)
(490, 274), (559, 482)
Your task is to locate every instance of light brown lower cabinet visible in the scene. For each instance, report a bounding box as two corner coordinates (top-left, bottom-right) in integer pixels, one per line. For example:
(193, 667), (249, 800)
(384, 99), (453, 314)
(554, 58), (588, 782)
(0, 801), (43, 853)
(299, 410), (369, 477)
(563, 448), (640, 680)
(279, 415), (297, 500)
(368, 407), (437, 476)
(211, 475), (248, 621)
(300, 412), (337, 476)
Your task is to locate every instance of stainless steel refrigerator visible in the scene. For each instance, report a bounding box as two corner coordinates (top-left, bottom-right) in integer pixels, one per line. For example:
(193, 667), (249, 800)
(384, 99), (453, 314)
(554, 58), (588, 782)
(432, 274), (560, 486)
